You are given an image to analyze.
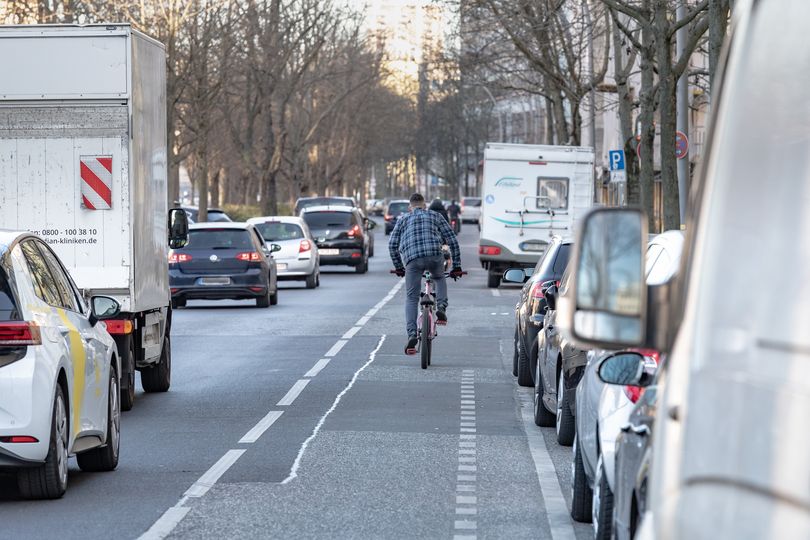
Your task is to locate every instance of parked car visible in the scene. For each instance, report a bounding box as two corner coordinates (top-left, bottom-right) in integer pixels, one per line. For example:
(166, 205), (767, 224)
(168, 223), (279, 307)
(247, 216), (320, 289)
(570, 230), (684, 534)
(502, 236), (572, 389)
(561, 6), (810, 532)
(384, 199), (410, 235)
(301, 206), (373, 274)
(460, 196), (481, 224)
(294, 196), (356, 215)
(0, 232), (122, 499)
(532, 267), (589, 445)
(182, 206), (232, 223)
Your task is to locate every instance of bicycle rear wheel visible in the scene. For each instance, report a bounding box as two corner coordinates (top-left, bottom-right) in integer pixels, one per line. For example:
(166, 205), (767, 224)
(421, 305), (431, 369)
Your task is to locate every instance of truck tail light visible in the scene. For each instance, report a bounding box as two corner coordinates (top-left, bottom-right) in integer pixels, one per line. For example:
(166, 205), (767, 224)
(299, 240), (312, 253)
(479, 246), (501, 256)
(169, 252), (192, 264)
(104, 320), (133, 335)
(0, 322), (41, 346)
(236, 252), (262, 262)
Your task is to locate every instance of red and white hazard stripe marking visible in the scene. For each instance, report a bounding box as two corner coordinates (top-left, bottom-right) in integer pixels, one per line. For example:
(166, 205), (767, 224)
(80, 156), (113, 210)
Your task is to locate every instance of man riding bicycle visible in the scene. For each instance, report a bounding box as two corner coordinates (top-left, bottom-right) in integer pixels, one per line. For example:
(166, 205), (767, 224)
(389, 193), (462, 354)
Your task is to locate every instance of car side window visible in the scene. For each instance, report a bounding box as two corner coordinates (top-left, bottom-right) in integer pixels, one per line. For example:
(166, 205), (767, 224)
(20, 240), (65, 308)
(36, 241), (81, 313)
(252, 228), (264, 249)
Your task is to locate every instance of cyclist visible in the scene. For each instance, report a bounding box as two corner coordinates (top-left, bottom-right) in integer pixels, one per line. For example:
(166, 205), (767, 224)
(390, 193), (462, 354)
(429, 198), (449, 223)
(446, 199), (461, 233)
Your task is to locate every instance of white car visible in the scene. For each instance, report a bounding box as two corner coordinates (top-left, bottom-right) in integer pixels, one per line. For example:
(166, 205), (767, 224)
(460, 197), (481, 224)
(571, 230), (684, 533)
(247, 216), (320, 288)
(0, 232), (121, 499)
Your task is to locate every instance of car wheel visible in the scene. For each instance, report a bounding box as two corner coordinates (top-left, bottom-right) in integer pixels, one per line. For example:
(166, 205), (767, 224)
(270, 289), (279, 305)
(570, 434), (593, 522)
(77, 363), (120, 472)
(316, 272), (321, 287)
(305, 272), (317, 289)
(512, 328), (519, 377)
(369, 243), (375, 257)
(171, 298), (186, 309)
(486, 271), (500, 288)
(120, 337), (135, 412)
(256, 288), (271, 308)
(592, 455), (614, 540)
(556, 372), (576, 446)
(142, 334), (171, 393)
(516, 335), (533, 387)
(17, 384), (69, 499)
(355, 257), (368, 274)
(534, 358), (556, 427)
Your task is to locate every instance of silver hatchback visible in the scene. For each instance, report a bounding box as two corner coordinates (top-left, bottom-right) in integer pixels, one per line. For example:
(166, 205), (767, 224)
(247, 216), (320, 289)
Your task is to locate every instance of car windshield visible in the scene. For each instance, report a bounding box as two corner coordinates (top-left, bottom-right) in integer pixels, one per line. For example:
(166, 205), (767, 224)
(0, 266), (19, 321)
(462, 198), (481, 207)
(255, 222), (304, 241)
(186, 229), (253, 250)
(388, 202), (409, 215)
(302, 212), (353, 229)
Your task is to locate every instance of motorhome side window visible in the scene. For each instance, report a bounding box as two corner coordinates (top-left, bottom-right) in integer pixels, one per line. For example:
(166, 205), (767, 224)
(537, 178), (568, 210)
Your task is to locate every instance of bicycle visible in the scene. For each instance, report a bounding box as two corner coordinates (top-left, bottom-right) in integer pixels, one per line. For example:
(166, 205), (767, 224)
(391, 269), (466, 369)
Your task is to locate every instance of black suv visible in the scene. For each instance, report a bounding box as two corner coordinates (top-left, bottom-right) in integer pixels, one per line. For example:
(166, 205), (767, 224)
(503, 236), (572, 387)
(301, 206), (375, 274)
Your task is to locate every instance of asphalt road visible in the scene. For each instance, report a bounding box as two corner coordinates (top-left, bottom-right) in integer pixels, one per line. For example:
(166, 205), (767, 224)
(0, 222), (590, 540)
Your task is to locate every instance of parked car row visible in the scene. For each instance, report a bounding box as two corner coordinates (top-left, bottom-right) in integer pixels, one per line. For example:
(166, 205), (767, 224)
(505, 230), (684, 539)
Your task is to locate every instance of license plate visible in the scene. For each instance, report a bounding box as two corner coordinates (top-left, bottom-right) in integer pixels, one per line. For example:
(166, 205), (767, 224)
(276, 263), (288, 270)
(320, 249), (340, 256)
(199, 277), (231, 286)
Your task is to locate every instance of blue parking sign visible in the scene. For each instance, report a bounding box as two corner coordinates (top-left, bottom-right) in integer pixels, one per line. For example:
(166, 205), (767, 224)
(608, 150), (625, 171)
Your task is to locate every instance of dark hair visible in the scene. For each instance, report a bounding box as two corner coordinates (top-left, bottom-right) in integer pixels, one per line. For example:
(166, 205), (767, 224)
(409, 193), (425, 205)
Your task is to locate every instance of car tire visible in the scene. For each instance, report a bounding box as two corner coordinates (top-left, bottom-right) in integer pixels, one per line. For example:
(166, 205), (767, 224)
(534, 359), (556, 427)
(270, 289), (279, 306)
(512, 329), (519, 377)
(487, 271), (500, 288)
(516, 335), (533, 387)
(571, 434), (594, 522)
(171, 298), (186, 309)
(17, 384), (69, 499)
(305, 272), (317, 289)
(592, 455), (614, 540)
(556, 373), (576, 446)
(256, 288), (271, 308)
(141, 335), (171, 393)
(355, 257), (368, 274)
(369, 244), (375, 257)
(316, 272), (321, 287)
(120, 337), (135, 412)
(77, 363), (120, 472)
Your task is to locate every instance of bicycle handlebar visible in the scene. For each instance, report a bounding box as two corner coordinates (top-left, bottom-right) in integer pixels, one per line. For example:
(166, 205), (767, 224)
(389, 270), (468, 278)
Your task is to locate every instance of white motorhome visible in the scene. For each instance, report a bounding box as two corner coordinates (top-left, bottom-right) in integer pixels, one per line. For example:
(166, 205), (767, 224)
(478, 143), (594, 288)
(0, 25), (188, 410)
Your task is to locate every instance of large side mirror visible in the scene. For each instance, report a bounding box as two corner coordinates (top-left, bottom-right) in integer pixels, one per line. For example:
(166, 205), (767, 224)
(503, 268), (527, 283)
(558, 207), (647, 349)
(90, 295), (121, 326)
(367, 220), (377, 230)
(168, 208), (189, 249)
(597, 351), (653, 387)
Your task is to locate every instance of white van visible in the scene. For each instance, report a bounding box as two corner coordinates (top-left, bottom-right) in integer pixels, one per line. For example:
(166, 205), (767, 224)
(478, 143), (594, 288)
(560, 1), (810, 537)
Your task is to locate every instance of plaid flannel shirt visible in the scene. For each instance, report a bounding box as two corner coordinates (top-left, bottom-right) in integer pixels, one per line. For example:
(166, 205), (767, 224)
(389, 208), (461, 270)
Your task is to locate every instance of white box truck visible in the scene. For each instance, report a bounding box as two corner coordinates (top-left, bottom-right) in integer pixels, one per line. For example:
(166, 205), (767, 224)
(0, 24), (188, 410)
(478, 143), (595, 288)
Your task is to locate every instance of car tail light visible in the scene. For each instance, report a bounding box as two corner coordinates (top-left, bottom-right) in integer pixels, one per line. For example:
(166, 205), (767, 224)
(236, 252), (262, 262)
(530, 281), (544, 299)
(168, 252), (192, 264)
(248, 286), (265, 292)
(299, 240), (312, 253)
(348, 225), (361, 237)
(479, 245), (501, 256)
(351, 252), (362, 258)
(104, 320), (133, 335)
(623, 349), (661, 403)
(0, 322), (41, 346)
(384, 214), (392, 222)
(0, 436), (38, 443)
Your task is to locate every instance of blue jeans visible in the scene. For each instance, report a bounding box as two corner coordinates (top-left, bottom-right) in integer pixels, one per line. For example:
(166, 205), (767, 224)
(405, 255), (448, 337)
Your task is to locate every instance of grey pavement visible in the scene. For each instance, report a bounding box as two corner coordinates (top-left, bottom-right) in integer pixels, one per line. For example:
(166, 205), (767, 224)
(0, 222), (590, 540)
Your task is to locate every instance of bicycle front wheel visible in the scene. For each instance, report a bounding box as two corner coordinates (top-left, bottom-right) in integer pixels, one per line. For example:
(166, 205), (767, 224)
(421, 306), (431, 369)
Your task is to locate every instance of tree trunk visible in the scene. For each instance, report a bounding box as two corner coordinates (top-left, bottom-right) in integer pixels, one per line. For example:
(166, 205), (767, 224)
(613, 12), (638, 206)
(551, 89), (568, 145)
(708, 0), (729, 87)
(544, 97), (555, 145)
(197, 149), (209, 222)
(655, 0), (680, 232)
(638, 21), (656, 228)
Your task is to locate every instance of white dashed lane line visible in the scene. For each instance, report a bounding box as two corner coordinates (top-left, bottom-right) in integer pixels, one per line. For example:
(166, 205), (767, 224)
(276, 379), (310, 406)
(304, 358), (331, 378)
(454, 370), (478, 540)
(238, 411), (283, 444)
